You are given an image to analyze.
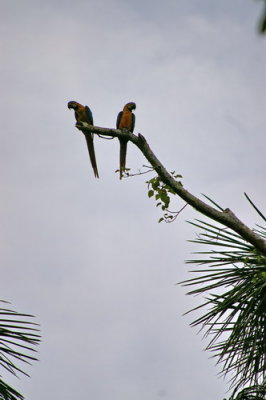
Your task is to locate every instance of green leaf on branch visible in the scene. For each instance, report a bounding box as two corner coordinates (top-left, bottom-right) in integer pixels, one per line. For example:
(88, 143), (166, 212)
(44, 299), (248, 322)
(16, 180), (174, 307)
(146, 173), (181, 222)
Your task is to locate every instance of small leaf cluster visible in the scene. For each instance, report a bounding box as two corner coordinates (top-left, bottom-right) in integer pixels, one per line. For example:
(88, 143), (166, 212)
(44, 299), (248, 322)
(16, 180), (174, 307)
(147, 172), (182, 222)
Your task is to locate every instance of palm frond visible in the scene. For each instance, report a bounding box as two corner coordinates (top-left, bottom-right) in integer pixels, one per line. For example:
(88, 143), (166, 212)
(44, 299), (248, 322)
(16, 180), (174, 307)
(181, 204), (266, 395)
(0, 378), (24, 400)
(244, 193), (266, 223)
(0, 301), (40, 399)
(224, 382), (266, 400)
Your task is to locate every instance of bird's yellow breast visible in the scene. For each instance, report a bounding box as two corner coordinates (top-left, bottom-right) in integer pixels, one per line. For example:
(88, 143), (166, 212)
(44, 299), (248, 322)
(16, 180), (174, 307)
(118, 111), (133, 130)
(75, 107), (88, 123)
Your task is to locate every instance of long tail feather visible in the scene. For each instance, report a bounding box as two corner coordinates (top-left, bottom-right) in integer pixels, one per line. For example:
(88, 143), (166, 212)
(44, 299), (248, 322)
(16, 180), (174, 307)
(84, 132), (99, 178)
(119, 139), (127, 179)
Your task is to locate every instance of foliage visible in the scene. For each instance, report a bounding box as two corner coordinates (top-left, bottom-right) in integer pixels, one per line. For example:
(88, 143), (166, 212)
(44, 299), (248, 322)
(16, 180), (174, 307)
(0, 301), (40, 400)
(147, 173), (183, 222)
(0, 380), (23, 400)
(180, 197), (266, 400)
(225, 382), (266, 400)
(258, 0), (266, 33)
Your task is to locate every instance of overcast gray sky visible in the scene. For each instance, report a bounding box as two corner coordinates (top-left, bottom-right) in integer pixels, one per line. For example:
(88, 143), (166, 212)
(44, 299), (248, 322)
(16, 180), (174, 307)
(1, 1), (265, 399)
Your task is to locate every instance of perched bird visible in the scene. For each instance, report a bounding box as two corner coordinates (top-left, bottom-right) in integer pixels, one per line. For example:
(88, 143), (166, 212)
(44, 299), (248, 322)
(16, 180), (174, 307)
(68, 100), (99, 178)
(116, 102), (136, 179)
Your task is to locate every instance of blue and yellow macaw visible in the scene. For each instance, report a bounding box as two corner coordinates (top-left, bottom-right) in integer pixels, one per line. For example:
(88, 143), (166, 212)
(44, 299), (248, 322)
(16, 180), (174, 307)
(68, 100), (99, 178)
(116, 102), (136, 179)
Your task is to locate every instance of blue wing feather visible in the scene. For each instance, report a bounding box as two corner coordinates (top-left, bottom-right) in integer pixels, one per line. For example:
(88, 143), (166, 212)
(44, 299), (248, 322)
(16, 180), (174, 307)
(131, 113), (135, 132)
(85, 106), (94, 125)
(116, 111), (123, 129)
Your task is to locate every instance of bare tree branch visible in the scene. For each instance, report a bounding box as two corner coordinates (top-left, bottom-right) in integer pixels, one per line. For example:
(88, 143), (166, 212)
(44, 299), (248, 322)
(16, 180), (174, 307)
(75, 123), (266, 256)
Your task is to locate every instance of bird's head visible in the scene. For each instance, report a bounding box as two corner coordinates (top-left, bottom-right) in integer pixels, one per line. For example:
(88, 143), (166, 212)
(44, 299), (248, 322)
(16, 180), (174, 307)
(67, 101), (78, 110)
(125, 102), (136, 111)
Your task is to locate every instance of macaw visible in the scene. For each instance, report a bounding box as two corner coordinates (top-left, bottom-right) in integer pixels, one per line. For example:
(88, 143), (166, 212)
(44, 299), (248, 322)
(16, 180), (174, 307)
(116, 102), (136, 179)
(68, 100), (99, 178)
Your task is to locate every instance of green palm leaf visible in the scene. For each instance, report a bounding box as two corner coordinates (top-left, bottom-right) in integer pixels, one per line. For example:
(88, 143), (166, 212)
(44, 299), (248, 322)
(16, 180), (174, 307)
(0, 379), (24, 400)
(0, 301), (40, 400)
(181, 197), (266, 399)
